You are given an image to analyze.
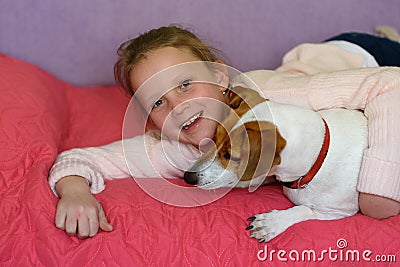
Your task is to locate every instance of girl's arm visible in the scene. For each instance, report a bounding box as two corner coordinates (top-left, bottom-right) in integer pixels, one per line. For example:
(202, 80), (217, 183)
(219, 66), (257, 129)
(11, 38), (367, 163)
(241, 67), (400, 111)
(49, 131), (200, 238)
(49, 131), (200, 195)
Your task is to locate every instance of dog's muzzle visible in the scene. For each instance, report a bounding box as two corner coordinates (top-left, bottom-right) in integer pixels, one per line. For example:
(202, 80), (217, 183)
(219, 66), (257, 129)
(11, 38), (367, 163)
(183, 171), (199, 185)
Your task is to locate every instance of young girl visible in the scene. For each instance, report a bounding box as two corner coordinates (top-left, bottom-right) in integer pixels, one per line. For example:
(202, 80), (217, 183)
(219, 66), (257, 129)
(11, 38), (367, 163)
(49, 25), (400, 238)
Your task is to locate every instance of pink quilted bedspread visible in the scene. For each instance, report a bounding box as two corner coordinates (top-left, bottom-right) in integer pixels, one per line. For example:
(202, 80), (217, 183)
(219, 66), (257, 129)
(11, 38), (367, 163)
(1, 54), (399, 266)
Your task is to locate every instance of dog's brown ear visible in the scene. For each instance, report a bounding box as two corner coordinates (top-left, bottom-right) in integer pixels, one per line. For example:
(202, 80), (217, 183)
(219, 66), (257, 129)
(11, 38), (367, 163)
(214, 122), (247, 169)
(238, 121), (286, 181)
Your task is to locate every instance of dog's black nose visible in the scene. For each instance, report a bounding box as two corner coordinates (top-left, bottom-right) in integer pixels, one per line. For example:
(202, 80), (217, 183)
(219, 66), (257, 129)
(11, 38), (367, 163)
(184, 171), (198, 185)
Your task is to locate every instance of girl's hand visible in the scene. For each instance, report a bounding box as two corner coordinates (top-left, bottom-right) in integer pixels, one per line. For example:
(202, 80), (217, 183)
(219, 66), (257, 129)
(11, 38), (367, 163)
(55, 176), (113, 238)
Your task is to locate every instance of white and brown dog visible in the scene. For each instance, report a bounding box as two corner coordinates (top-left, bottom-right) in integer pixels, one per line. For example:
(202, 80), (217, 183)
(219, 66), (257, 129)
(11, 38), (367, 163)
(184, 86), (368, 242)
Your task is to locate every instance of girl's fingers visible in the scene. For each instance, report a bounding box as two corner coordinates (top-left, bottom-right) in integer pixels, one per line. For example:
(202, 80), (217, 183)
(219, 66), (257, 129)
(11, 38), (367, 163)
(55, 198), (112, 238)
(55, 207), (67, 230)
(65, 216), (78, 236)
(98, 206), (113, 232)
(77, 216), (91, 239)
(88, 212), (100, 237)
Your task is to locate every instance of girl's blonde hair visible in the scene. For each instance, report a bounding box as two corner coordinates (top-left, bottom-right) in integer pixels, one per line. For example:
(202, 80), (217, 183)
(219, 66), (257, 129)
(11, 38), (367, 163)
(114, 25), (225, 95)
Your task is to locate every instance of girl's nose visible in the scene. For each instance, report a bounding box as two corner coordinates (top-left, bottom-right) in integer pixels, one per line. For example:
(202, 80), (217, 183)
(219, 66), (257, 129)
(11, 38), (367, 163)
(171, 101), (190, 116)
(168, 88), (190, 115)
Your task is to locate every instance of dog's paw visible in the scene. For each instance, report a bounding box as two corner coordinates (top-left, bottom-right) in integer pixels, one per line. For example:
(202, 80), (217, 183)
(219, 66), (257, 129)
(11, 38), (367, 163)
(246, 210), (287, 242)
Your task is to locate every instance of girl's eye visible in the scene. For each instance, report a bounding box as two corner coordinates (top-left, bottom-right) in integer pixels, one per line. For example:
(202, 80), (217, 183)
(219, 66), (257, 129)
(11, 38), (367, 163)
(178, 79), (192, 92)
(152, 98), (165, 109)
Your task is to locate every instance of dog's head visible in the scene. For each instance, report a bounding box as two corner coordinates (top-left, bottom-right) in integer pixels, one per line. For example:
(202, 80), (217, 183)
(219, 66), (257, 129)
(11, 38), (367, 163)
(184, 87), (286, 189)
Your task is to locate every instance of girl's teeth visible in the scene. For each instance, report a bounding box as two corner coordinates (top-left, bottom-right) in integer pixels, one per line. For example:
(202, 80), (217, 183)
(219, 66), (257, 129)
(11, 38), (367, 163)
(182, 112), (202, 129)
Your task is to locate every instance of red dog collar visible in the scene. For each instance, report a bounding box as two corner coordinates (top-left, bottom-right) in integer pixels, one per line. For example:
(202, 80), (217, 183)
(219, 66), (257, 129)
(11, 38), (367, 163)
(281, 118), (330, 189)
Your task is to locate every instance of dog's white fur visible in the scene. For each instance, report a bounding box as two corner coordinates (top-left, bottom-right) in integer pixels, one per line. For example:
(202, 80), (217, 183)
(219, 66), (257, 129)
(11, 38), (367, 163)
(187, 100), (368, 242)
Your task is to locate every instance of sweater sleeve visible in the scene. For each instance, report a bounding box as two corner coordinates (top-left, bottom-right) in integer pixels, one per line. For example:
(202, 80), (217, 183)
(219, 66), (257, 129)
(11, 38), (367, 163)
(241, 67), (400, 110)
(48, 131), (200, 196)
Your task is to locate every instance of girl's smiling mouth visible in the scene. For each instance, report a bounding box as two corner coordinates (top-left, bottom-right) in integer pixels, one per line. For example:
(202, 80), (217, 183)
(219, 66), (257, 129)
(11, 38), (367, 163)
(181, 111), (203, 130)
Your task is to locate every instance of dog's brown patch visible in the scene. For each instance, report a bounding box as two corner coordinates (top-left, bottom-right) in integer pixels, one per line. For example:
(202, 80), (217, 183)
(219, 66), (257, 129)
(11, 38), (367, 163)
(214, 86), (286, 181)
(213, 119), (286, 182)
(237, 121), (286, 181)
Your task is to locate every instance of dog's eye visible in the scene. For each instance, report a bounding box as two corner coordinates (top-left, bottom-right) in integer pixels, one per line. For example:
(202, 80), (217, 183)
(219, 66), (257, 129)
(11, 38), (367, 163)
(223, 150), (231, 160)
(222, 148), (241, 162)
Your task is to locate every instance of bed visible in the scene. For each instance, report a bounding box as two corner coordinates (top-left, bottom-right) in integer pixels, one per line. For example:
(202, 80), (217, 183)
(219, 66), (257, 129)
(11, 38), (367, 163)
(1, 52), (399, 266)
(1, 1), (400, 266)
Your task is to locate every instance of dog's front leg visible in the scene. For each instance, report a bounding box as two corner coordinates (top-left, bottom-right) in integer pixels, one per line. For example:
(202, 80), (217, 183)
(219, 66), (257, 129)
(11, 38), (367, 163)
(246, 205), (333, 242)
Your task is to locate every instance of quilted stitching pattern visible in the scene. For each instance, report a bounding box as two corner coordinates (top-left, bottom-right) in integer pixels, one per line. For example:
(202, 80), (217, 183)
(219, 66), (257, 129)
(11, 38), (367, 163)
(0, 54), (399, 266)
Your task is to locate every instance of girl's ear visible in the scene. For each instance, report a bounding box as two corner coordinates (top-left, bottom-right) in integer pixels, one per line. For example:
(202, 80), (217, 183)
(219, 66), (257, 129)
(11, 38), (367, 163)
(213, 59), (230, 92)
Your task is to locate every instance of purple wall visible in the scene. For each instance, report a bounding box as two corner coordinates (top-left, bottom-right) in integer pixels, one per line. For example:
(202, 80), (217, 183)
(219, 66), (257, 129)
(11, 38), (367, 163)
(1, 0), (399, 86)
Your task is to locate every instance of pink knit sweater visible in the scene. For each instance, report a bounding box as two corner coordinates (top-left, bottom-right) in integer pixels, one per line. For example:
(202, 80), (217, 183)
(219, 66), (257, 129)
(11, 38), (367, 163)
(49, 42), (400, 202)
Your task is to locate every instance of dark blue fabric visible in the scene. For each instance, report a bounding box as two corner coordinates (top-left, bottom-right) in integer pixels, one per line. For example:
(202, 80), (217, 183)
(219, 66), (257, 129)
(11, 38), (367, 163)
(325, 32), (400, 66)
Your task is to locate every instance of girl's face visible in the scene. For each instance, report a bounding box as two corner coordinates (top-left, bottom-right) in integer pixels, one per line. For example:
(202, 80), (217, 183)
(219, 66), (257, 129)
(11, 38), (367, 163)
(130, 47), (230, 148)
